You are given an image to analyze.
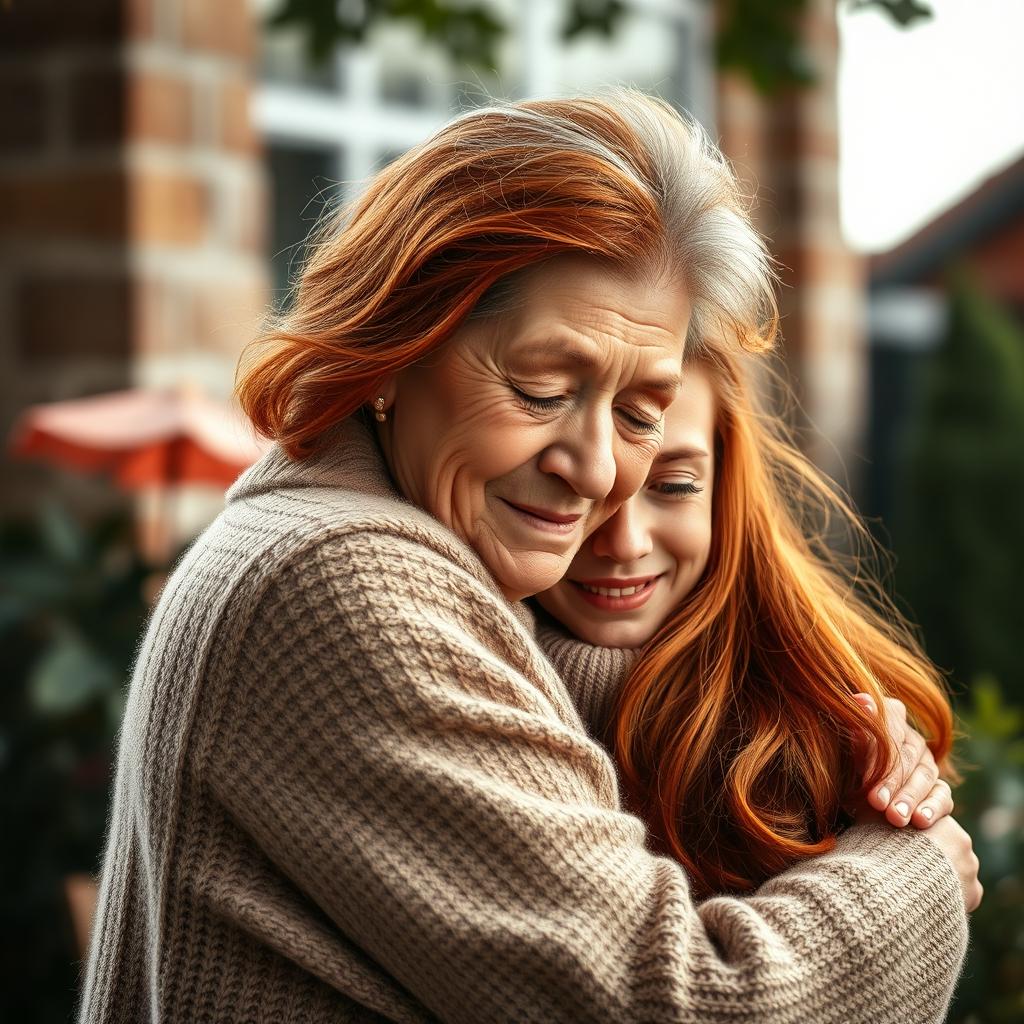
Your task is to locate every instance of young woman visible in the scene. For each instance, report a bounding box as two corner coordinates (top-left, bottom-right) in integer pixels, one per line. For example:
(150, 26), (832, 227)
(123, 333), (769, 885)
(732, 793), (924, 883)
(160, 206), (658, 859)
(536, 338), (969, 901)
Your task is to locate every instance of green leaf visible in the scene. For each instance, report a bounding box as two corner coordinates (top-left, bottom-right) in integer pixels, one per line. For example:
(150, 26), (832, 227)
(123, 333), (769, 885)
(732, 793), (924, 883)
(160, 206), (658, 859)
(27, 632), (120, 716)
(263, 0), (933, 95)
(562, 0), (628, 43)
(0, 560), (74, 608)
(265, 0), (506, 71)
(39, 502), (86, 566)
(845, 0), (933, 29)
(965, 677), (1024, 742)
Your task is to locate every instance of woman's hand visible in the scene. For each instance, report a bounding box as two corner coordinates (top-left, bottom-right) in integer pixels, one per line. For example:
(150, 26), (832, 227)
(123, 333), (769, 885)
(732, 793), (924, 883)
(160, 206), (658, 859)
(850, 693), (955, 830)
(924, 814), (984, 912)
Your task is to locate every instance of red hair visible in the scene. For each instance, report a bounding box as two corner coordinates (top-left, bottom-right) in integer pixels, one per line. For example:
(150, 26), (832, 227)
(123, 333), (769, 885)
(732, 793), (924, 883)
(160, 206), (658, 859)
(237, 92), (779, 458)
(608, 343), (958, 898)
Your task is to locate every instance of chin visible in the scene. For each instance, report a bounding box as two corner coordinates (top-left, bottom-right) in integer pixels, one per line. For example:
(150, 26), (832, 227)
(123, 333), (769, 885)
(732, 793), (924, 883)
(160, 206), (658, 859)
(608, 622), (657, 649)
(492, 557), (573, 604)
(576, 617), (657, 650)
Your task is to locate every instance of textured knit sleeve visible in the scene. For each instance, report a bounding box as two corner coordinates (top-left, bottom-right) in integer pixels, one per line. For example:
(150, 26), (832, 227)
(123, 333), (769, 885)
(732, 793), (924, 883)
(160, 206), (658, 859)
(200, 530), (967, 1024)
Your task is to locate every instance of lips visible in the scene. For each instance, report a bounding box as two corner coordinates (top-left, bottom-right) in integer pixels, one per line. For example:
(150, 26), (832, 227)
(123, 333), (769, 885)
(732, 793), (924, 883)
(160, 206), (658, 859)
(500, 500), (583, 525)
(497, 498), (587, 538)
(569, 574), (663, 611)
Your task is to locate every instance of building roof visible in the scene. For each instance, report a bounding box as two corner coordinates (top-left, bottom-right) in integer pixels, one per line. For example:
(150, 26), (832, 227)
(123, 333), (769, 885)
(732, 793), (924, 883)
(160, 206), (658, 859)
(869, 149), (1024, 289)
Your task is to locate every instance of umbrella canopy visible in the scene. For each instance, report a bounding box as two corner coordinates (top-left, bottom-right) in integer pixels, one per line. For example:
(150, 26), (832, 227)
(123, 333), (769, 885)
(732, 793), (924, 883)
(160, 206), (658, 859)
(9, 387), (273, 489)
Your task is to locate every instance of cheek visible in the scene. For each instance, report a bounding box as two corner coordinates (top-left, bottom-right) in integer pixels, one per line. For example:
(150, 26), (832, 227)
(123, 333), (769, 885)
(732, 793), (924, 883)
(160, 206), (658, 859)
(410, 400), (554, 531)
(662, 509), (712, 578)
(442, 407), (554, 505)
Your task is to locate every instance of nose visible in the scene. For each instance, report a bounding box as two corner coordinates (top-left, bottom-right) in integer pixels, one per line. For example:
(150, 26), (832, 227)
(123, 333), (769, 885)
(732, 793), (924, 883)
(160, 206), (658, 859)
(536, 405), (617, 501)
(589, 495), (653, 564)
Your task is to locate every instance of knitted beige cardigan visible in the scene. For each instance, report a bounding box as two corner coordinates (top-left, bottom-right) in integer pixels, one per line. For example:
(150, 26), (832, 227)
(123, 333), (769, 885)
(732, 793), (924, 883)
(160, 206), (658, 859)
(79, 416), (968, 1024)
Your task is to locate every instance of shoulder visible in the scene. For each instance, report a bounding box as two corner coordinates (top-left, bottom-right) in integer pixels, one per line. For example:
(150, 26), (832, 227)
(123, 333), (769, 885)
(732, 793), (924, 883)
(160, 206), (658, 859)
(226, 470), (495, 592)
(260, 528), (543, 685)
(208, 414), (502, 605)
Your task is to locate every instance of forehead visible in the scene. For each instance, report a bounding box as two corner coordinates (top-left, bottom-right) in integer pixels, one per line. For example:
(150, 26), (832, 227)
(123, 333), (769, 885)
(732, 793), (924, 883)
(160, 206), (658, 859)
(510, 255), (689, 351)
(662, 361), (717, 449)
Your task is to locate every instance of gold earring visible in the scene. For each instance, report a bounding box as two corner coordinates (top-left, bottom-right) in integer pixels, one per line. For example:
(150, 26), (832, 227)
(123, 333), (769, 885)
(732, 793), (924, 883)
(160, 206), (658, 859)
(373, 396), (387, 423)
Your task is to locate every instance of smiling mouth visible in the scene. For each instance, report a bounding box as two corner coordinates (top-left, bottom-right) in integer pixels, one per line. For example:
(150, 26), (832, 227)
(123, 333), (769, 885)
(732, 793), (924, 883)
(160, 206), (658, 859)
(569, 575), (663, 610)
(499, 498), (585, 535)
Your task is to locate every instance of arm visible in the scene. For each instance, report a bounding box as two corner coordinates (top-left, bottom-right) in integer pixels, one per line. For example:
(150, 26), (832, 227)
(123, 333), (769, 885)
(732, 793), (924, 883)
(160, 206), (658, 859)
(203, 530), (967, 1024)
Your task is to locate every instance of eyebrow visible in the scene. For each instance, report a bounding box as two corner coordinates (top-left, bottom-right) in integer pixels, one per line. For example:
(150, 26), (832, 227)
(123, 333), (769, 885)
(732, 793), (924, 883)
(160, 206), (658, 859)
(654, 446), (709, 464)
(642, 374), (683, 398)
(513, 343), (682, 397)
(514, 341), (599, 370)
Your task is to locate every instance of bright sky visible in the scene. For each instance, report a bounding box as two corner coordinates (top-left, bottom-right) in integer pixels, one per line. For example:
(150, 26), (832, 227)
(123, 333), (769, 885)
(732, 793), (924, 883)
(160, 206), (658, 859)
(837, 0), (1024, 253)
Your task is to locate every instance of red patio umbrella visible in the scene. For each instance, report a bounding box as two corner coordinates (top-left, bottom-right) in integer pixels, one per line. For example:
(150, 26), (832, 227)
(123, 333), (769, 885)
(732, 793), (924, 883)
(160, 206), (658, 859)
(9, 386), (271, 489)
(8, 386), (273, 562)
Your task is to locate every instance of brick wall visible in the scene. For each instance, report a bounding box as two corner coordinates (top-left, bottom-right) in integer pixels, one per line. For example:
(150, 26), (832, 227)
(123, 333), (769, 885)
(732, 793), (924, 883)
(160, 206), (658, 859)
(0, 0), (268, 529)
(715, 0), (867, 491)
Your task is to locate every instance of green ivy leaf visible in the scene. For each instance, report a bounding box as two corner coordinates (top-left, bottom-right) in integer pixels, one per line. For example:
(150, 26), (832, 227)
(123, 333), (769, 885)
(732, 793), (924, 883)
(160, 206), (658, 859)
(39, 502), (87, 567)
(562, 0), (628, 43)
(264, 0), (933, 97)
(27, 631), (120, 716)
(845, 0), (933, 29)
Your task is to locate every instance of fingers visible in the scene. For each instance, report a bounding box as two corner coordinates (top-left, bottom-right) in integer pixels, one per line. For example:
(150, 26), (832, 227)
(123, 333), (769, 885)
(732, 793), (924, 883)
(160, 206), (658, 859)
(850, 694), (953, 830)
(878, 742), (936, 823)
(852, 693), (908, 794)
(867, 704), (921, 812)
(910, 778), (954, 828)
(850, 693), (879, 787)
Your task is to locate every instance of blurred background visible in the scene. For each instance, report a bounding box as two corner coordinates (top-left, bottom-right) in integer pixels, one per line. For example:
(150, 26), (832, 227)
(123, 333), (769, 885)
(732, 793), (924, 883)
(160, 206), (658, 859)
(1, 1), (1021, 1021)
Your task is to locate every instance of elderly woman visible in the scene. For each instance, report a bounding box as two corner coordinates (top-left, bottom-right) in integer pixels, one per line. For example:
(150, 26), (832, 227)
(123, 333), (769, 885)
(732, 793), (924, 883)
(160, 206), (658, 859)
(80, 93), (969, 1024)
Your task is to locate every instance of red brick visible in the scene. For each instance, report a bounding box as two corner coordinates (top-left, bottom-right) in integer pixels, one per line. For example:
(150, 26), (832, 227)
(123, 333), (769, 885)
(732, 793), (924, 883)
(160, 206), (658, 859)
(967, 220), (1024, 304)
(222, 171), (269, 253)
(123, 0), (157, 41)
(220, 73), (258, 154)
(191, 276), (269, 356)
(774, 243), (863, 289)
(69, 67), (126, 147)
(129, 171), (208, 245)
(181, 0), (255, 60)
(0, 169), (127, 241)
(0, 68), (49, 151)
(17, 274), (132, 361)
(131, 276), (180, 354)
(128, 70), (192, 145)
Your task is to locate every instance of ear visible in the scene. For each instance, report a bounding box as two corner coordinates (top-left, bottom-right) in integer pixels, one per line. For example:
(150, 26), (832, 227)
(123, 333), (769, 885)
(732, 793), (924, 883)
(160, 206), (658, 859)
(374, 375), (398, 410)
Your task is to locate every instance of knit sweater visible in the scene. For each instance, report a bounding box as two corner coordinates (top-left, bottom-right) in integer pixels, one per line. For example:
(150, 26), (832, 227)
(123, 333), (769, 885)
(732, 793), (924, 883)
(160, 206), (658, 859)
(534, 619), (640, 749)
(79, 416), (968, 1024)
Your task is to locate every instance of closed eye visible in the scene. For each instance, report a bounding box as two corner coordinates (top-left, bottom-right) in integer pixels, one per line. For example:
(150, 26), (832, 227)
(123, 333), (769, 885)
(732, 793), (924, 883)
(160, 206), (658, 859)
(511, 386), (566, 411)
(651, 480), (703, 497)
(621, 412), (660, 434)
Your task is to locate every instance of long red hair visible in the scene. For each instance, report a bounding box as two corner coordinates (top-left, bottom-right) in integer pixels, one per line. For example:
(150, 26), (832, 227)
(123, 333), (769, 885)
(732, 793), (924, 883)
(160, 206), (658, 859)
(608, 342), (958, 898)
(237, 91), (779, 457)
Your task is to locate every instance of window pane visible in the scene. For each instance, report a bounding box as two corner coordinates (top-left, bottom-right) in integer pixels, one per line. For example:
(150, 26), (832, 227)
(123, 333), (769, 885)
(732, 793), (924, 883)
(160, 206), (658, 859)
(267, 145), (343, 310)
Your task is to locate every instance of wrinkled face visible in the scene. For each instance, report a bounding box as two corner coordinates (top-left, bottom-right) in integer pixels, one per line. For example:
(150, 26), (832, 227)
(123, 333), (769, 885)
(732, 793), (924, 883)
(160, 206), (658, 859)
(380, 255), (690, 601)
(535, 361), (716, 647)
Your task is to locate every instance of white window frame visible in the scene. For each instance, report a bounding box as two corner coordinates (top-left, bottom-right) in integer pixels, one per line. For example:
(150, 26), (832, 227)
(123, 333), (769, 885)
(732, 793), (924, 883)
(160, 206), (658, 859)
(253, 0), (714, 188)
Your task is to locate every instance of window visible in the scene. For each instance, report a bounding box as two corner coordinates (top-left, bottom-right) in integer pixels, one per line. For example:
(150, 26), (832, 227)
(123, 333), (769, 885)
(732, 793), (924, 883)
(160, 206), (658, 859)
(267, 144), (342, 310)
(255, 0), (712, 281)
